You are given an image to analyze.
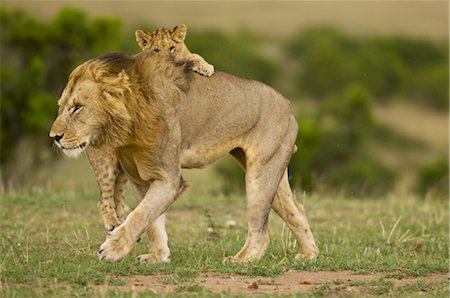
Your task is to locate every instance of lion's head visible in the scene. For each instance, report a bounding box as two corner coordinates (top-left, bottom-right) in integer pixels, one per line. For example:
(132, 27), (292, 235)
(49, 54), (135, 158)
(50, 52), (192, 159)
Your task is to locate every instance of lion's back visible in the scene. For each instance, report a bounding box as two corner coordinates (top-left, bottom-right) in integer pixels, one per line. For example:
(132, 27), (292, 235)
(178, 70), (297, 167)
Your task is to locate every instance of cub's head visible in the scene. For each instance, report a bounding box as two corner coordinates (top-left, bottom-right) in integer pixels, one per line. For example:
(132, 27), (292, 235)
(135, 24), (190, 59)
(49, 55), (133, 158)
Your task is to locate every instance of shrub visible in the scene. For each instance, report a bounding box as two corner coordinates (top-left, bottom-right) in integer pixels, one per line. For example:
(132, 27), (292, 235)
(215, 159), (245, 195)
(0, 7), (123, 188)
(286, 26), (449, 110)
(416, 159), (449, 198)
(327, 159), (397, 197)
(288, 84), (397, 196)
(287, 27), (357, 98)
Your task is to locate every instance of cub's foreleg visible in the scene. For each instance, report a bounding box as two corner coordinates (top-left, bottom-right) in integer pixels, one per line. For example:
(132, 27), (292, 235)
(189, 53), (214, 77)
(113, 169), (129, 223)
(86, 147), (124, 232)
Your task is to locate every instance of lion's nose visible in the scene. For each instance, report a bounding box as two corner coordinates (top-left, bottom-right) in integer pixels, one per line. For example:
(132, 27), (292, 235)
(52, 133), (64, 143)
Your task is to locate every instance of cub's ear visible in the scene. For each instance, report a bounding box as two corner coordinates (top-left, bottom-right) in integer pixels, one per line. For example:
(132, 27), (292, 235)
(135, 30), (152, 49)
(171, 24), (187, 42)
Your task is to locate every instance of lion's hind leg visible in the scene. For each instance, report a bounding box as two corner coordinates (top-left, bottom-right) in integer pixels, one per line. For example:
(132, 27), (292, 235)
(272, 170), (319, 259)
(224, 144), (294, 263)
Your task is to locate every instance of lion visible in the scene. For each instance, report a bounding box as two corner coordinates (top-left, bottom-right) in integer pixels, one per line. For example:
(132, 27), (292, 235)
(84, 24), (214, 234)
(49, 51), (319, 263)
(136, 24), (214, 77)
(86, 24), (214, 233)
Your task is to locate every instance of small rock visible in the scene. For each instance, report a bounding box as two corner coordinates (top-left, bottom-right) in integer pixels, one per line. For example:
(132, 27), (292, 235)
(225, 220), (237, 228)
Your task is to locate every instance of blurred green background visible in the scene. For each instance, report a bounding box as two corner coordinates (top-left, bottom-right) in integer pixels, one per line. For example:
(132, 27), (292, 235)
(1, 1), (448, 199)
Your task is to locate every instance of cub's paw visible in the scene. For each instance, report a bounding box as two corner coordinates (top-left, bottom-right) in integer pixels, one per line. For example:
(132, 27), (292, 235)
(193, 63), (214, 77)
(98, 226), (136, 262)
(104, 218), (122, 234)
(137, 252), (170, 264)
(106, 225), (117, 235)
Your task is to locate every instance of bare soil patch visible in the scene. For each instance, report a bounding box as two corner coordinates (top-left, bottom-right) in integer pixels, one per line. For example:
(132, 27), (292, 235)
(113, 270), (448, 295)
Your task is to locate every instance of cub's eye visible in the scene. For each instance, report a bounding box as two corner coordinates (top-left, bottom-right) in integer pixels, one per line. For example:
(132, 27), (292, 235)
(70, 104), (82, 113)
(169, 46), (176, 53)
(153, 48), (160, 53)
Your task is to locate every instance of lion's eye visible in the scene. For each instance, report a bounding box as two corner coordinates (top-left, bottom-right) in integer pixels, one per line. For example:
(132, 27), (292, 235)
(154, 48), (160, 53)
(169, 46), (176, 53)
(70, 104), (82, 113)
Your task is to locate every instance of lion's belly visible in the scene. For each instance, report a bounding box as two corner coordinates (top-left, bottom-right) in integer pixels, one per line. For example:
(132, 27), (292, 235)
(180, 141), (235, 169)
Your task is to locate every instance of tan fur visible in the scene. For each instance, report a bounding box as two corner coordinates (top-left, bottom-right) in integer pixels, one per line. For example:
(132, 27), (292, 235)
(135, 24), (214, 77)
(49, 51), (319, 263)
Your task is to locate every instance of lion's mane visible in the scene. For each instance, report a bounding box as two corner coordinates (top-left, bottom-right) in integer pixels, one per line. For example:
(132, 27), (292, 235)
(62, 52), (193, 182)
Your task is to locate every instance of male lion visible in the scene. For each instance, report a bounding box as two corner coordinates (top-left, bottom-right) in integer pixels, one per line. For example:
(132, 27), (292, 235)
(85, 24), (214, 234)
(49, 51), (319, 263)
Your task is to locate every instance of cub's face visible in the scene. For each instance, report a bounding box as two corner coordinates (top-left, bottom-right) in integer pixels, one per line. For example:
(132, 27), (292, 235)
(135, 24), (190, 60)
(49, 80), (106, 158)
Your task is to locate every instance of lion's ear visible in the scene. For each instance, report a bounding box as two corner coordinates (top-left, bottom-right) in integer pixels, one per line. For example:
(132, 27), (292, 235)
(171, 24), (187, 42)
(135, 29), (152, 49)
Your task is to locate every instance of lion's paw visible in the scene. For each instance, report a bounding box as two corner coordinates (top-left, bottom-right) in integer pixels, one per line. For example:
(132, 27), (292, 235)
(193, 63), (214, 77)
(222, 256), (237, 264)
(294, 249), (319, 260)
(137, 252), (170, 264)
(98, 226), (136, 262)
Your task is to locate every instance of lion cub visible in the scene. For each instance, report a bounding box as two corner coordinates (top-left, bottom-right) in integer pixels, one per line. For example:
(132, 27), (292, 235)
(135, 24), (214, 77)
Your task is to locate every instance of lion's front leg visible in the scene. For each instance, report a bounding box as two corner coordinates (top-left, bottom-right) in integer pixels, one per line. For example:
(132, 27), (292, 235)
(98, 179), (179, 262)
(137, 213), (170, 264)
(135, 178), (188, 264)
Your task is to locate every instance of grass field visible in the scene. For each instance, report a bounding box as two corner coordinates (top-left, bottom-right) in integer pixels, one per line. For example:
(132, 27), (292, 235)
(1, 2), (447, 296)
(1, 187), (448, 297)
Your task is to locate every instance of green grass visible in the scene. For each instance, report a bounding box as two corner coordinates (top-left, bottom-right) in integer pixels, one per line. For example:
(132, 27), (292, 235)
(0, 188), (448, 297)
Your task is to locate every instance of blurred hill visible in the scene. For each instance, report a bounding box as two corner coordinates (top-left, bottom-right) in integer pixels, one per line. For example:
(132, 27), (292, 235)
(4, 1), (448, 41)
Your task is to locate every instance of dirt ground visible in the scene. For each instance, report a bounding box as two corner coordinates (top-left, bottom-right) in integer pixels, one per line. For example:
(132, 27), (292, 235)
(107, 270), (448, 295)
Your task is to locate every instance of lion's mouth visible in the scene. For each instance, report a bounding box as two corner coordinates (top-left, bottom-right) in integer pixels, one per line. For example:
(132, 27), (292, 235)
(60, 142), (87, 150)
(76, 142), (87, 150)
(61, 142), (88, 158)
